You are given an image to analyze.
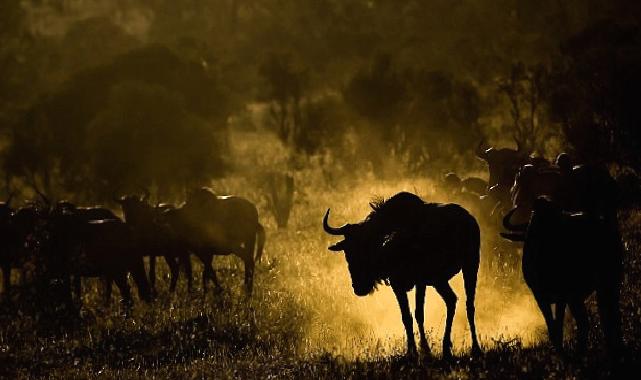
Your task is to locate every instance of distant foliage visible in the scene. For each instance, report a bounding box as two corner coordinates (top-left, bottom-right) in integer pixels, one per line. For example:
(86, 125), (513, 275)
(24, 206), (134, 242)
(4, 45), (230, 200)
(547, 22), (641, 169)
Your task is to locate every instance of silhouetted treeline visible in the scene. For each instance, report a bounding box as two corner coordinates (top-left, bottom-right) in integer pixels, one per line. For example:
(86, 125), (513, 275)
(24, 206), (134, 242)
(1, 0), (641, 199)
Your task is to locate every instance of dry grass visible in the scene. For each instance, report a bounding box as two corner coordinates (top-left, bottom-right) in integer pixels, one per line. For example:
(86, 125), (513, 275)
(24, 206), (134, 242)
(2, 134), (640, 379)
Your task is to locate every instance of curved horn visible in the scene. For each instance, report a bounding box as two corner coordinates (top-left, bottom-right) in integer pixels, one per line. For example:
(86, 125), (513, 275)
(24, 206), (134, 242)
(502, 207), (528, 232)
(323, 209), (349, 235)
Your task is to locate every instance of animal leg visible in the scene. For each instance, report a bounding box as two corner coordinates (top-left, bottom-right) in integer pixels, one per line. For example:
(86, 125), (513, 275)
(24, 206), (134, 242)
(243, 256), (255, 297)
(181, 254), (193, 293)
(463, 264), (482, 355)
(534, 295), (562, 352)
(131, 259), (152, 303)
(113, 273), (133, 308)
(435, 282), (457, 360)
(597, 284), (623, 356)
(148, 255), (157, 295)
(553, 302), (566, 350)
(103, 277), (113, 307)
(165, 256), (180, 293)
(568, 301), (588, 354)
(415, 284), (430, 353)
(200, 254), (221, 294)
(393, 286), (417, 357)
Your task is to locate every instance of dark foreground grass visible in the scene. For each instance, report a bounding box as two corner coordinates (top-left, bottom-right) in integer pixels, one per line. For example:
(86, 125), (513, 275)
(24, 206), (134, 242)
(2, 191), (641, 379)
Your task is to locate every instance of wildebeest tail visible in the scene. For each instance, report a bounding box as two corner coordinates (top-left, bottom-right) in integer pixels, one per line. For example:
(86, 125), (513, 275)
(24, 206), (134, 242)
(255, 223), (266, 263)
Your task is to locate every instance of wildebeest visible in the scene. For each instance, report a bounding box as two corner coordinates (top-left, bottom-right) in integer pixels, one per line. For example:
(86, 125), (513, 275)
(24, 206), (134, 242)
(41, 203), (152, 307)
(0, 200), (47, 297)
(475, 140), (529, 195)
(160, 188), (265, 296)
(501, 197), (623, 354)
(116, 194), (192, 293)
(323, 192), (481, 358)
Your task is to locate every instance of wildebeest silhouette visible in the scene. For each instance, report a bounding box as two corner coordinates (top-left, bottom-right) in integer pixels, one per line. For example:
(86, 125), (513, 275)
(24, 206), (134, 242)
(323, 192), (481, 358)
(117, 194), (192, 294)
(42, 204), (152, 307)
(502, 197), (623, 355)
(0, 200), (47, 297)
(161, 187), (265, 296)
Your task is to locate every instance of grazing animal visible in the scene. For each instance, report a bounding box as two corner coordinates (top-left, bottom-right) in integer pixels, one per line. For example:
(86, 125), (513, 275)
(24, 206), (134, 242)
(162, 188), (265, 295)
(0, 201), (45, 296)
(42, 206), (152, 307)
(117, 194), (192, 293)
(501, 197), (623, 355)
(323, 192), (482, 358)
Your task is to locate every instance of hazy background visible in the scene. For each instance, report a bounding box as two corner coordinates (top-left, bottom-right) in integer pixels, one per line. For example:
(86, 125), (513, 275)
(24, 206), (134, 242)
(2, 0), (641, 362)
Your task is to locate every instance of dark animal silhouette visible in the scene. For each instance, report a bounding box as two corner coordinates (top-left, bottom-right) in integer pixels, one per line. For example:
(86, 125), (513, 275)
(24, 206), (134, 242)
(0, 200), (46, 297)
(502, 197), (623, 355)
(323, 192), (481, 358)
(161, 188), (265, 295)
(42, 204), (152, 307)
(476, 140), (529, 195)
(117, 194), (192, 293)
(509, 157), (619, 225)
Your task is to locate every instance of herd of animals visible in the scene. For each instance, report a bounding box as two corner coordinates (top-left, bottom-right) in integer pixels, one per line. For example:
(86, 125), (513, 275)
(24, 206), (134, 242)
(323, 141), (626, 359)
(0, 188), (265, 309)
(0, 140), (632, 361)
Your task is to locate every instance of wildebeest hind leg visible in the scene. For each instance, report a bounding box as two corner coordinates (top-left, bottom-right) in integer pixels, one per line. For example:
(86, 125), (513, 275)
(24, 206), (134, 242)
(435, 282), (457, 360)
(243, 256), (254, 297)
(392, 286), (417, 357)
(463, 264), (481, 355)
(415, 284), (430, 353)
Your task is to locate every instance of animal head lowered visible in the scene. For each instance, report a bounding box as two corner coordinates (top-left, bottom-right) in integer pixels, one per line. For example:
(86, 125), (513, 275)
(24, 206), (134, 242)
(323, 209), (382, 296)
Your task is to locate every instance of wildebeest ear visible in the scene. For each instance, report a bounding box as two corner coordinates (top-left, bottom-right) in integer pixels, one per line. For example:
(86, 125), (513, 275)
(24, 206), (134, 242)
(328, 240), (347, 252)
(500, 232), (526, 242)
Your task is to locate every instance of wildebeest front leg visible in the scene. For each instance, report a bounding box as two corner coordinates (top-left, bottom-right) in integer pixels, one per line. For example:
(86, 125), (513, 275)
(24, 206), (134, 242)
(393, 286), (417, 357)
(200, 254), (221, 294)
(165, 256), (180, 293)
(180, 254), (193, 292)
(534, 295), (562, 352)
(415, 284), (430, 353)
(435, 282), (457, 359)
(243, 257), (254, 297)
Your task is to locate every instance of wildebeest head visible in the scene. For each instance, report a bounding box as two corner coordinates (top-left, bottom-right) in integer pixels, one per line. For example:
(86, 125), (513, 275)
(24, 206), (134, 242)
(323, 209), (383, 296)
(476, 141), (528, 190)
(501, 196), (561, 242)
(116, 192), (153, 225)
